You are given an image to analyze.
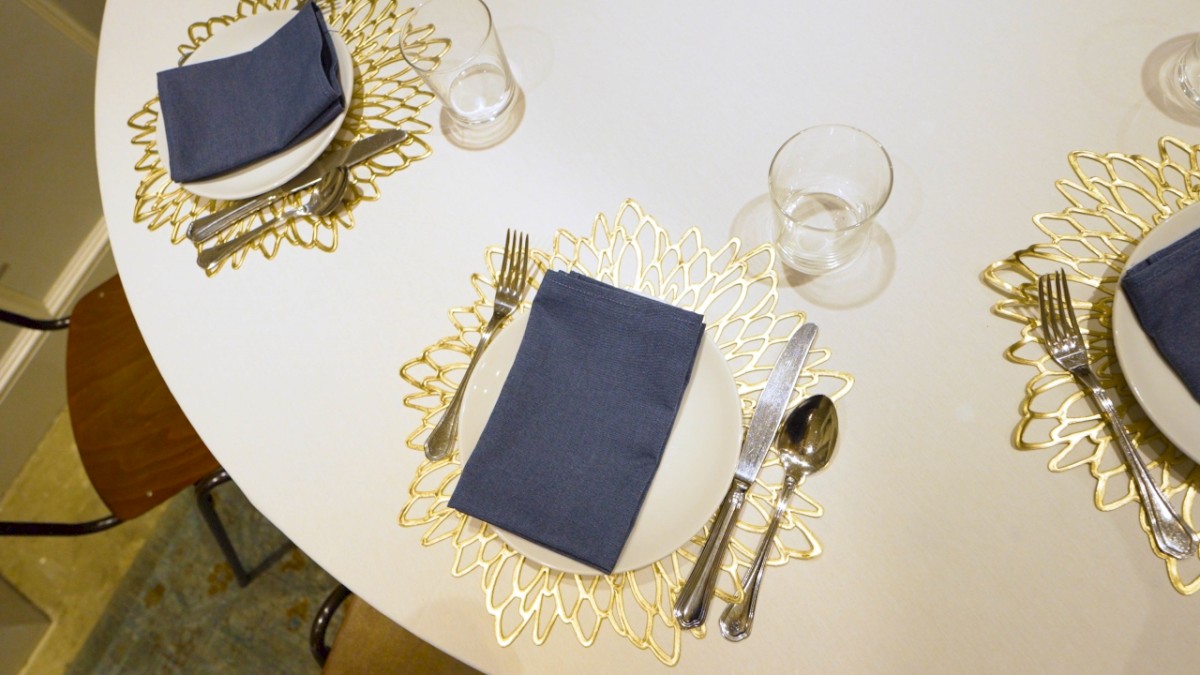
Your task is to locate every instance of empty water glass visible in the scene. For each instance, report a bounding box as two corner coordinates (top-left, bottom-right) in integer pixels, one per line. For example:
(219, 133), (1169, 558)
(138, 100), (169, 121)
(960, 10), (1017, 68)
(400, 0), (517, 126)
(769, 125), (892, 275)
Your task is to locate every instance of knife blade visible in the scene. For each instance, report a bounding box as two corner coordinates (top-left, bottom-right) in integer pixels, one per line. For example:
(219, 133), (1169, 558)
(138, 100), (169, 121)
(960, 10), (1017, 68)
(673, 322), (817, 629)
(186, 129), (409, 243)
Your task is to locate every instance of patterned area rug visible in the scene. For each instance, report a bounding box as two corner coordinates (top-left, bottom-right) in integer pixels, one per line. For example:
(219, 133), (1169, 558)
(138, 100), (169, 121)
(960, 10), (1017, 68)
(67, 484), (335, 673)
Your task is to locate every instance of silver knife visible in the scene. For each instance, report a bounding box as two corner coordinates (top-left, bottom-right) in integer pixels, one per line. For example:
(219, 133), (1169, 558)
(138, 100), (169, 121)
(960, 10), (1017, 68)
(186, 129), (408, 243)
(673, 322), (817, 629)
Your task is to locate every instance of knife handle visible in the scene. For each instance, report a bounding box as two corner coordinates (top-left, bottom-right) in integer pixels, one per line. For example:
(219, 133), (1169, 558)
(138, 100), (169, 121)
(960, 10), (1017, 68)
(673, 480), (748, 629)
(187, 189), (293, 244)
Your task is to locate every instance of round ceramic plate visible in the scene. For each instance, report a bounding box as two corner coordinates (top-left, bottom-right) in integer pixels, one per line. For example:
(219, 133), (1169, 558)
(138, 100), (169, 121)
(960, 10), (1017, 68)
(156, 10), (354, 200)
(1112, 202), (1200, 460)
(458, 309), (743, 575)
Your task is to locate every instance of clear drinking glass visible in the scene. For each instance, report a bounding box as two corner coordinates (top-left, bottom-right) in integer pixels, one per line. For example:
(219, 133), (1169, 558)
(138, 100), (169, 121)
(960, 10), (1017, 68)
(400, 0), (517, 126)
(769, 125), (893, 275)
(1178, 34), (1200, 108)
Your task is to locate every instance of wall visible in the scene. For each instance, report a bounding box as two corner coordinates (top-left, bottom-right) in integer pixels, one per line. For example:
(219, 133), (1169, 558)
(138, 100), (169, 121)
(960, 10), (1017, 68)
(0, 0), (111, 493)
(0, 2), (109, 672)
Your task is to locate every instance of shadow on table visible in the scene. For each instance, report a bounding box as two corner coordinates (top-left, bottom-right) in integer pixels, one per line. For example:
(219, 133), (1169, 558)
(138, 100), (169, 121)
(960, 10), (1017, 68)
(729, 193), (896, 310)
(1140, 33), (1200, 126)
(441, 87), (526, 151)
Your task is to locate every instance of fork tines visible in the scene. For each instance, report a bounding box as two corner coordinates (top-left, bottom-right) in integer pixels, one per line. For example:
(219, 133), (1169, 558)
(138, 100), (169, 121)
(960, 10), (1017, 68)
(1038, 270), (1083, 348)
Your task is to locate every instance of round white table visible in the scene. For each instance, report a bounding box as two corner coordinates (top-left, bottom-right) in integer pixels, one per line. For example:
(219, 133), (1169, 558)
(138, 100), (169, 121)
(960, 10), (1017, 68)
(96, 0), (1200, 671)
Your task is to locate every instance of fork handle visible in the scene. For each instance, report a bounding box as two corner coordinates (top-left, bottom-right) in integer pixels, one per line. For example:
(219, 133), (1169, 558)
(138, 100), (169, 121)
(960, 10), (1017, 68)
(196, 217), (290, 273)
(718, 475), (797, 641)
(424, 318), (501, 461)
(1073, 368), (1197, 559)
(188, 192), (290, 243)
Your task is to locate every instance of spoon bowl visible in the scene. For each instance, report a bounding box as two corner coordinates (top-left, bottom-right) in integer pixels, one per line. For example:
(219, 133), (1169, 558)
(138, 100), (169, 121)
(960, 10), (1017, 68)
(777, 394), (838, 479)
(719, 394), (838, 641)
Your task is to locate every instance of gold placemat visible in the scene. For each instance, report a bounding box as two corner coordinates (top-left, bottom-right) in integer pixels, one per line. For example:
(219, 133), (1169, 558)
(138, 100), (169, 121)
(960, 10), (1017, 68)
(398, 200), (853, 664)
(983, 136), (1200, 594)
(127, 0), (435, 274)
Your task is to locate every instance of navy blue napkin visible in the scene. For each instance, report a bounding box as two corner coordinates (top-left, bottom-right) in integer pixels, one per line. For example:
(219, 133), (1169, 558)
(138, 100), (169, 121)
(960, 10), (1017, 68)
(448, 270), (706, 573)
(1121, 226), (1200, 403)
(156, 3), (345, 182)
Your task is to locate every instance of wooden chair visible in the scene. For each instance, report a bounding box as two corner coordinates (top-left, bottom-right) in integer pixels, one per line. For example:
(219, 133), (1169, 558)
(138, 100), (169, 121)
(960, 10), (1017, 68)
(0, 276), (266, 586)
(310, 584), (479, 674)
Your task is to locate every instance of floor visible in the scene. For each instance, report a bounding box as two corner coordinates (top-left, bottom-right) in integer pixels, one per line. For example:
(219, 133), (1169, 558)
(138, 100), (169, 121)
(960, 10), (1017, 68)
(0, 409), (163, 675)
(0, 407), (449, 674)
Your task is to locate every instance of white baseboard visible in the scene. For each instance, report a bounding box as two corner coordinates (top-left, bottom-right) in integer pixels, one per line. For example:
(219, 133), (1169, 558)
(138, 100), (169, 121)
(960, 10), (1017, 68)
(0, 218), (110, 406)
(0, 578), (48, 675)
(0, 218), (112, 494)
(18, 0), (98, 55)
(44, 216), (111, 317)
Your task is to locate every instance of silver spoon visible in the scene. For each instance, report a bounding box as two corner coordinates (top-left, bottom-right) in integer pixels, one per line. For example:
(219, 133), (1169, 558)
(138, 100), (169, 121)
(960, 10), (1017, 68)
(196, 167), (351, 273)
(719, 394), (838, 641)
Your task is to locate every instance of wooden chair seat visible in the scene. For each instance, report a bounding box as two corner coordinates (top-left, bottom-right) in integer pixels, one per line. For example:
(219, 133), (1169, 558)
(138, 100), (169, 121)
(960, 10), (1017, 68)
(66, 276), (220, 519)
(1, 276), (269, 586)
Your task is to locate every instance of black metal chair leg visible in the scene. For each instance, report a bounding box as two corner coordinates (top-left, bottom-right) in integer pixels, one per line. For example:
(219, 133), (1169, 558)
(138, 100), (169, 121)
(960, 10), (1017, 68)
(0, 308), (70, 331)
(0, 516), (122, 536)
(311, 584), (352, 667)
(194, 469), (252, 587)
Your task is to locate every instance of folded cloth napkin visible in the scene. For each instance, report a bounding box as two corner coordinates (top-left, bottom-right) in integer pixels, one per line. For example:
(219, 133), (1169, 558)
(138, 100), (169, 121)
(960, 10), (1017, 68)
(156, 3), (345, 183)
(448, 270), (706, 573)
(1121, 225), (1200, 403)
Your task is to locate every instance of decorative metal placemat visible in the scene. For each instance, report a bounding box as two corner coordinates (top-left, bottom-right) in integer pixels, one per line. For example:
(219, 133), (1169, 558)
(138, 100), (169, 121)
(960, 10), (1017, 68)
(127, 0), (435, 274)
(983, 136), (1200, 594)
(398, 200), (853, 664)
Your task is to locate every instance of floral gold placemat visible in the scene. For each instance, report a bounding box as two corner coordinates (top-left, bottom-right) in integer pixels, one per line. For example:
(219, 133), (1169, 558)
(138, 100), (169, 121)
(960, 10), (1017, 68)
(983, 136), (1200, 594)
(398, 200), (854, 664)
(127, 0), (435, 274)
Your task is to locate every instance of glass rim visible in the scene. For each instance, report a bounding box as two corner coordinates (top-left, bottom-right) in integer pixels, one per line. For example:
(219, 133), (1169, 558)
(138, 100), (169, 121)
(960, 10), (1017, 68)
(399, 0), (498, 75)
(768, 124), (894, 226)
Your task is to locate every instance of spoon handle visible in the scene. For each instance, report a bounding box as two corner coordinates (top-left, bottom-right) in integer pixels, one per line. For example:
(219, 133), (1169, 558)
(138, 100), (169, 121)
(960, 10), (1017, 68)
(719, 476), (797, 641)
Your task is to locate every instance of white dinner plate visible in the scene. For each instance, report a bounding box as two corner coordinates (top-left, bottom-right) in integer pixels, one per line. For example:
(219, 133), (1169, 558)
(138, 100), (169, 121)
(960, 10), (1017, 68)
(1112, 202), (1200, 460)
(156, 10), (354, 200)
(458, 308), (743, 575)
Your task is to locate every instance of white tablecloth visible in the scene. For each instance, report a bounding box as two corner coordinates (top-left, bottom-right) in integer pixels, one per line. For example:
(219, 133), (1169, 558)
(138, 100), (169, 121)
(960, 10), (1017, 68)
(95, 1), (1200, 671)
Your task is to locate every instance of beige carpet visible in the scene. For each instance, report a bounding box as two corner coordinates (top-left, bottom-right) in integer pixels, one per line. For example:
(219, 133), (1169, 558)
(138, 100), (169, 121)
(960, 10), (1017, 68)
(2, 408), (338, 674)
(64, 472), (330, 673)
(0, 409), (164, 675)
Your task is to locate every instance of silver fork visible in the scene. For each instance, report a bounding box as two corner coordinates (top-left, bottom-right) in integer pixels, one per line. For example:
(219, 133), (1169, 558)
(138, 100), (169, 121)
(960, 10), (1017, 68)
(425, 230), (530, 461)
(196, 167), (350, 273)
(1038, 269), (1196, 559)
